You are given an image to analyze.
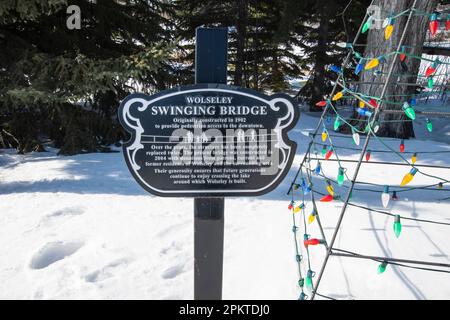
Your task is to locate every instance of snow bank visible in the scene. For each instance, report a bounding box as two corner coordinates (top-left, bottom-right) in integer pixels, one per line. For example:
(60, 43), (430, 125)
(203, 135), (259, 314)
(0, 112), (449, 299)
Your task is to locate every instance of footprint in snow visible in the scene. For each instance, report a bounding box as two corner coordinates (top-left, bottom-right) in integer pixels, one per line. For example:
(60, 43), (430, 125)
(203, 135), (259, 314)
(30, 241), (83, 270)
(46, 206), (85, 219)
(161, 264), (185, 279)
(84, 258), (130, 283)
(156, 221), (188, 238)
(23, 206), (86, 234)
(160, 241), (183, 256)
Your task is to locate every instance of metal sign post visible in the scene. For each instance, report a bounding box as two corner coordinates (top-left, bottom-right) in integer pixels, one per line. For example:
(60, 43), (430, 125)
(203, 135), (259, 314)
(117, 27), (299, 301)
(194, 27), (227, 300)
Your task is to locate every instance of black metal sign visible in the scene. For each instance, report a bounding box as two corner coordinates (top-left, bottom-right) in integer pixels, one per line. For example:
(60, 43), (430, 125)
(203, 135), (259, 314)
(118, 83), (300, 197)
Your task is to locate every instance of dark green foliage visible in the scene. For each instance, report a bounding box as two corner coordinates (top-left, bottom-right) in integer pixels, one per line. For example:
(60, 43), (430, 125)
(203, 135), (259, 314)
(174, 0), (306, 92)
(293, 0), (371, 110)
(173, 0), (370, 109)
(0, 0), (174, 154)
(0, 0), (378, 154)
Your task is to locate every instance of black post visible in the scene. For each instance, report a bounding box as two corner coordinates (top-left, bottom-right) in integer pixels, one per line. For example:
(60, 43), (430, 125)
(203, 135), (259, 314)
(194, 27), (227, 300)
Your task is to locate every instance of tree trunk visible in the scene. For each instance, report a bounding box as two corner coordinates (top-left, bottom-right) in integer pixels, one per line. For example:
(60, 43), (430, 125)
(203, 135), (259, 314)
(357, 0), (439, 138)
(234, 0), (248, 86)
(253, 25), (259, 90)
(310, 0), (331, 111)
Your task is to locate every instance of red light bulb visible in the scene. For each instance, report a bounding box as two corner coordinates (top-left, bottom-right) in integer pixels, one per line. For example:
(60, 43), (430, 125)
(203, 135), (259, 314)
(429, 13), (439, 37)
(325, 149), (333, 160)
(369, 99), (378, 108)
(399, 140), (405, 153)
(320, 194), (334, 202)
(365, 150), (371, 161)
(399, 46), (406, 62)
(429, 20), (439, 36)
(425, 66), (436, 78)
(316, 100), (327, 107)
(304, 238), (323, 248)
(392, 191), (398, 200)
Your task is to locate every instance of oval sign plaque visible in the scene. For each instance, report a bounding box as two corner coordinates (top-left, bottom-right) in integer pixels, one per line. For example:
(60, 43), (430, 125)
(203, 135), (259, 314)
(118, 83), (300, 197)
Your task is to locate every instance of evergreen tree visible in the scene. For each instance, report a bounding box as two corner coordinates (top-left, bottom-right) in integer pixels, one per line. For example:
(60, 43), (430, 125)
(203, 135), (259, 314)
(292, 0), (371, 111)
(0, 0), (174, 154)
(2, 0), (422, 154)
(173, 0), (304, 92)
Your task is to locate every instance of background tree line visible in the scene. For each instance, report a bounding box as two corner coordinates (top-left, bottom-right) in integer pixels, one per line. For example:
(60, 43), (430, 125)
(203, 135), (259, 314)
(2, 0), (439, 155)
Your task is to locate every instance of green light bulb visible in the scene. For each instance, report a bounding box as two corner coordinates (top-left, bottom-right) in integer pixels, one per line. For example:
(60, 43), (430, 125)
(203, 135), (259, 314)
(426, 118), (433, 132)
(362, 16), (372, 34)
(364, 124), (370, 133)
(305, 270), (313, 289)
(321, 145), (327, 156)
(394, 215), (402, 238)
(337, 167), (345, 186)
(428, 77), (434, 89)
(402, 102), (416, 120)
(334, 117), (341, 131)
(378, 261), (388, 274)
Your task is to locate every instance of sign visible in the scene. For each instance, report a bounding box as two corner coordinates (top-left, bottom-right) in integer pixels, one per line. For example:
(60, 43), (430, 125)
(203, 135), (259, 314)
(118, 83), (300, 197)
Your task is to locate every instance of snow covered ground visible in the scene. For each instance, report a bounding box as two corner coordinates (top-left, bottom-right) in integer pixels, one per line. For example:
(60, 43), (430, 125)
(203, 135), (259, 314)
(1, 110), (450, 300)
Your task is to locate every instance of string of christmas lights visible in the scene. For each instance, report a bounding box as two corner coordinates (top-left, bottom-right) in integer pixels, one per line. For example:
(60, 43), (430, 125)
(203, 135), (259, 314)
(311, 140), (450, 155)
(304, 160), (450, 196)
(331, 248), (450, 274)
(319, 87), (450, 188)
(288, 0), (450, 300)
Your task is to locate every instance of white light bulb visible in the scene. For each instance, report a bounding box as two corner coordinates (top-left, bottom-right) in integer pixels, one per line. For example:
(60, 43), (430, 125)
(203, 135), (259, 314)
(336, 42), (350, 48)
(352, 131), (360, 146)
(352, 128), (360, 146)
(373, 122), (380, 133)
(381, 186), (390, 208)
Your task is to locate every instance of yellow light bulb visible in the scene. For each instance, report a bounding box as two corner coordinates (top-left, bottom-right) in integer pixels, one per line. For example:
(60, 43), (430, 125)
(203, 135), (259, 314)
(401, 173), (413, 186)
(322, 131), (327, 142)
(365, 58), (379, 70)
(359, 100), (365, 108)
(411, 153), (417, 164)
(326, 183), (334, 196)
(385, 24), (394, 40)
(400, 168), (418, 187)
(308, 214), (316, 224)
(332, 91), (344, 101)
(293, 206), (301, 213)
